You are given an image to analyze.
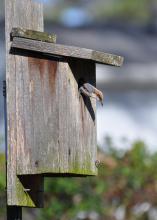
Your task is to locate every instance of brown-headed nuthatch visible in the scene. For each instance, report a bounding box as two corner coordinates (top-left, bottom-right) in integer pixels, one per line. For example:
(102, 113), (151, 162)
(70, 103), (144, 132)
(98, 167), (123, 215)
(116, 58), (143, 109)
(79, 82), (104, 106)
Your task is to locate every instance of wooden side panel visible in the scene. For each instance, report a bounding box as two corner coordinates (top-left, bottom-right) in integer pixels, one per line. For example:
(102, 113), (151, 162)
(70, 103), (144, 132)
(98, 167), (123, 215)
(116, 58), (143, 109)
(58, 60), (97, 175)
(16, 59), (97, 176)
(5, 0), (44, 207)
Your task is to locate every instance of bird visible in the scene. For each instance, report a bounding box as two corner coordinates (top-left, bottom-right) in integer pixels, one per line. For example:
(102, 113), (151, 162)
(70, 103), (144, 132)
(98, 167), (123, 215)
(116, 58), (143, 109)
(79, 82), (104, 106)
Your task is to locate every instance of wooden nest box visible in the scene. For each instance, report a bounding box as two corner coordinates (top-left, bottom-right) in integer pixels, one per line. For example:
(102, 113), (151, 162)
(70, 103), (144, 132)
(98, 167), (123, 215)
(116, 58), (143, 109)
(5, 0), (123, 208)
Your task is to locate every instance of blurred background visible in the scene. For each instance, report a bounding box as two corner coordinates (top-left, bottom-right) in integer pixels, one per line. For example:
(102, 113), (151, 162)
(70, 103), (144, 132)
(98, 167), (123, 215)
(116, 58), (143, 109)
(1, 0), (157, 219)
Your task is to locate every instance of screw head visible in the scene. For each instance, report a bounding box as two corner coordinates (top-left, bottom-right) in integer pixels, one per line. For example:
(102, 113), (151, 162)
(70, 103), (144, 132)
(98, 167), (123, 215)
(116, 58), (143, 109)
(95, 160), (100, 168)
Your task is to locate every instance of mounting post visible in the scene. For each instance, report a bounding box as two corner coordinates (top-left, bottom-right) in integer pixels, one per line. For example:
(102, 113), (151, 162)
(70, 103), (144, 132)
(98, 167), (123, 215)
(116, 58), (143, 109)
(7, 206), (22, 220)
(3, 80), (22, 219)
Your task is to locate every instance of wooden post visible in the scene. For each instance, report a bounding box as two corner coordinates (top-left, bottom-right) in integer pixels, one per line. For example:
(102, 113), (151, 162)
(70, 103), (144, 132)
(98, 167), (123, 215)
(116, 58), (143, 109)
(4, 80), (22, 220)
(7, 206), (22, 220)
(5, 0), (44, 209)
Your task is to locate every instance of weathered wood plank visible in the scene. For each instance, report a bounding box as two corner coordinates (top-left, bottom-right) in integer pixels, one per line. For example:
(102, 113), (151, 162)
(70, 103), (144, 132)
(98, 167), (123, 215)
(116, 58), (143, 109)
(58, 60), (97, 176)
(11, 27), (56, 43)
(11, 37), (124, 67)
(16, 59), (97, 176)
(5, 0), (44, 207)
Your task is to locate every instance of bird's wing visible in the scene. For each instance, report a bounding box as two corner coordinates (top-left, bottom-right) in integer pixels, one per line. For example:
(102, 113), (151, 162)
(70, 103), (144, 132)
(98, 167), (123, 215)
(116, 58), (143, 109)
(79, 86), (96, 99)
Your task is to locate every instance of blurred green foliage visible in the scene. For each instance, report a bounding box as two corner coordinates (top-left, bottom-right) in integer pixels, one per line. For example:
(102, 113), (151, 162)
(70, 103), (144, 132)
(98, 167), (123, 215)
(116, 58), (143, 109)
(1, 140), (157, 219)
(0, 0), (156, 25)
(44, 0), (157, 25)
(93, 0), (151, 23)
(39, 140), (157, 220)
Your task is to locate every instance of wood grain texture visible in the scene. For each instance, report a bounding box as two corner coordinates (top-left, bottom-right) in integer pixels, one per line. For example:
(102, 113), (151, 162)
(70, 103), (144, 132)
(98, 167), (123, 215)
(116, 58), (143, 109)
(16, 59), (97, 176)
(5, 0), (44, 207)
(6, 0), (98, 208)
(11, 27), (56, 43)
(11, 37), (124, 67)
